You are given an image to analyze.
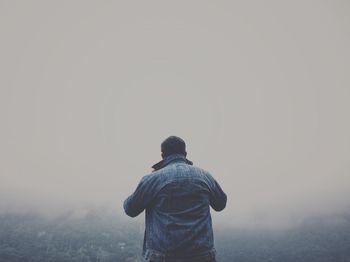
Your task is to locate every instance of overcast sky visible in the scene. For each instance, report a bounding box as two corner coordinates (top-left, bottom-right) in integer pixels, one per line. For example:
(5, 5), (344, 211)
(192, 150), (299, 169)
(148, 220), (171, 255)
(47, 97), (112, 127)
(0, 1), (349, 227)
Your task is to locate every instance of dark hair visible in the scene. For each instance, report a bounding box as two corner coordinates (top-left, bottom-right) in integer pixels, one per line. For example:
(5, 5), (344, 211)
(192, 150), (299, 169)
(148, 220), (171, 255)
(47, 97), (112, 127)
(161, 136), (186, 157)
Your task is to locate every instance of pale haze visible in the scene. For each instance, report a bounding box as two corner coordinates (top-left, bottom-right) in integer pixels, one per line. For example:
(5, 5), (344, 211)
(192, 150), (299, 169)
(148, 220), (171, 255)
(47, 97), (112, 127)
(1, 1), (349, 228)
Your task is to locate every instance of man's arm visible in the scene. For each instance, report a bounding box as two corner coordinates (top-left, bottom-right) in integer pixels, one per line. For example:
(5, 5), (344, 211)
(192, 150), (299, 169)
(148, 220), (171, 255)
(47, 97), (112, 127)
(123, 175), (156, 217)
(208, 176), (227, 212)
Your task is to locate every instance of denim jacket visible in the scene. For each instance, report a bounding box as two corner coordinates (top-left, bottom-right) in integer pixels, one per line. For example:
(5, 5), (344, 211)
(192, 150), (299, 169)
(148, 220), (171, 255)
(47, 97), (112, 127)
(123, 154), (227, 262)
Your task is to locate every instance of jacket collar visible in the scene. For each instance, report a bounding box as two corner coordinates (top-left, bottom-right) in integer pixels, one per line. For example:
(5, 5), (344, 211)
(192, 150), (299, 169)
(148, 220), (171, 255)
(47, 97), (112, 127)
(152, 154), (193, 171)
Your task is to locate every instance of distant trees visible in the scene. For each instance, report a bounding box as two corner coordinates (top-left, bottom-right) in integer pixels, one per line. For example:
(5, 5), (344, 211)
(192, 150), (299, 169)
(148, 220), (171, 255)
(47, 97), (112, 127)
(0, 211), (350, 261)
(0, 212), (142, 262)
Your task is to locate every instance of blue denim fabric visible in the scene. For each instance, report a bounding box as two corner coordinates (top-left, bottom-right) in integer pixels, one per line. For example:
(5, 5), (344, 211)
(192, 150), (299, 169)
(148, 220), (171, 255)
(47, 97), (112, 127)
(123, 154), (227, 262)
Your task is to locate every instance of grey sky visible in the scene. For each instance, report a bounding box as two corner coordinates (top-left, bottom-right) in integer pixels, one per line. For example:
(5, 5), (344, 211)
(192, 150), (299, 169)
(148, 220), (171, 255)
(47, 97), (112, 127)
(1, 1), (349, 227)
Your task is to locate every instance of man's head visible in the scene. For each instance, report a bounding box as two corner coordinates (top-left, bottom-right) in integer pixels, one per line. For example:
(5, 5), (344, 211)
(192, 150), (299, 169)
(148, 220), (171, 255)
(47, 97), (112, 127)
(161, 136), (187, 159)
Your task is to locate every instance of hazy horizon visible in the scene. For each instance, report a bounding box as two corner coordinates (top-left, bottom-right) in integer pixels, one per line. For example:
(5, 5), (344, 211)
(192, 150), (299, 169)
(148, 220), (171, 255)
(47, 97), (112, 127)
(1, 1), (350, 229)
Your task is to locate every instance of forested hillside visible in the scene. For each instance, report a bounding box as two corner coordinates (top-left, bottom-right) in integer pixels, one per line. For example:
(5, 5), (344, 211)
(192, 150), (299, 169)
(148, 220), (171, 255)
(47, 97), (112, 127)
(0, 210), (350, 261)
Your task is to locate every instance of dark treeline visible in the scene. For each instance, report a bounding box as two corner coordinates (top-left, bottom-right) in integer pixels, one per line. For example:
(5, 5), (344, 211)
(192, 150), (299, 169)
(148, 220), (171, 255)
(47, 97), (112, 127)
(0, 210), (350, 261)
(216, 215), (350, 262)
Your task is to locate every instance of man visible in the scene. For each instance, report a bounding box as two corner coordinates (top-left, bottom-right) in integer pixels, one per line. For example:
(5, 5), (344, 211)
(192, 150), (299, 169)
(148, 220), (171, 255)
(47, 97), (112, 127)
(123, 136), (227, 262)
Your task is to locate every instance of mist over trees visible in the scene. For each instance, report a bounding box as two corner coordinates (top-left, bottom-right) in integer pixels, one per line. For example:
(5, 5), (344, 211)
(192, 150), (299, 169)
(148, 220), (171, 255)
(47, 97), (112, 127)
(0, 208), (350, 262)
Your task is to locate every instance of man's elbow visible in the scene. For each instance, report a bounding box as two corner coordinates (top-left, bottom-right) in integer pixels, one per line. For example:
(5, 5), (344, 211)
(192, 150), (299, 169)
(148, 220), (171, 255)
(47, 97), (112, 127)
(124, 199), (145, 217)
(124, 208), (139, 218)
(123, 200), (139, 218)
(212, 195), (227, 212)
(212, 203), (226, 212)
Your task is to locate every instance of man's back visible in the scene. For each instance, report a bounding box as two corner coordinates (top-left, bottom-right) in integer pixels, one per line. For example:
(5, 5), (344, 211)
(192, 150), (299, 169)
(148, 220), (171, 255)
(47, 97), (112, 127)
(124, 154), (227, 262)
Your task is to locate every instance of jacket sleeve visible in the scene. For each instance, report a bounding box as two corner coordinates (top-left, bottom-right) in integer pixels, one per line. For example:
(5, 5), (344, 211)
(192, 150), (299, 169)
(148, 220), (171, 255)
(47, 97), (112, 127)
(123, 175), (156, 217)
(208, 176), (227, 212)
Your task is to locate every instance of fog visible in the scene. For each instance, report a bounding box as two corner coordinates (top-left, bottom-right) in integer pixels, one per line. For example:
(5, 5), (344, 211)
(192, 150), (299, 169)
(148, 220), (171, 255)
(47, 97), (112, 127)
(1, 1), (350, 229)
